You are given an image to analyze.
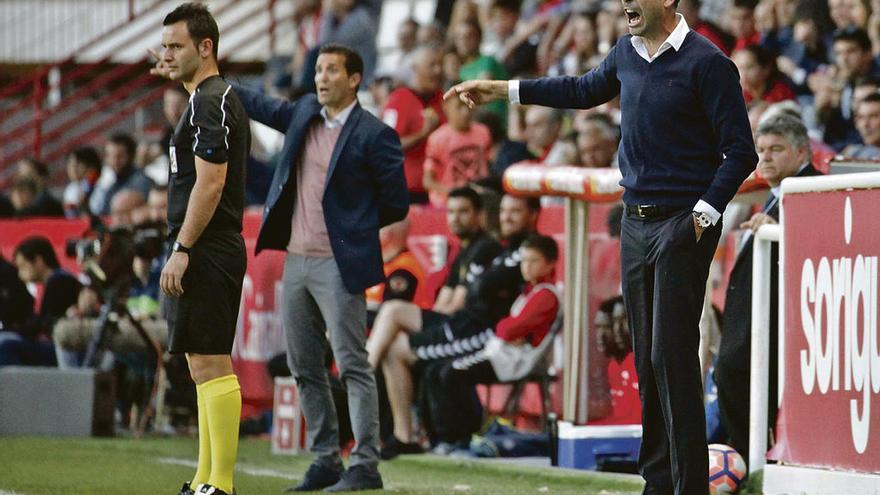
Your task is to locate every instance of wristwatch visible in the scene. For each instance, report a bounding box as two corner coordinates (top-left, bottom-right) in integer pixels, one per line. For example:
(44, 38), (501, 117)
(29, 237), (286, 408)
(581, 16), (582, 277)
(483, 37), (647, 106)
(692, 211), (712, 228)
(172, 241), (191, 255)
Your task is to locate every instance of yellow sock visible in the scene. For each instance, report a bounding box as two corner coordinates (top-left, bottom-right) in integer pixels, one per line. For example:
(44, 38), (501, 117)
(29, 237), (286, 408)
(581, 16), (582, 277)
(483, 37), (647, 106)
(203, 374), (241, 493)
(191, 383), (211, 488)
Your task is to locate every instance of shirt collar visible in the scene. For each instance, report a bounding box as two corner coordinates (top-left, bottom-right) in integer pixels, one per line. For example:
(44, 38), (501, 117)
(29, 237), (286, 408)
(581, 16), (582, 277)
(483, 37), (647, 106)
(770, 162), (811, 197)
(320, 99), (357, 129)
(630, 14), (690, 62)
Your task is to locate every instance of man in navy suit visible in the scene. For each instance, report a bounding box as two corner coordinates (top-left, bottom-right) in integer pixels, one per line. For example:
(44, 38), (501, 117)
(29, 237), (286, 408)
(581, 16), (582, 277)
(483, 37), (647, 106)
(234, 44), (408, 492)
(446, 0), (758, 492)
(714, 113), (821, 466)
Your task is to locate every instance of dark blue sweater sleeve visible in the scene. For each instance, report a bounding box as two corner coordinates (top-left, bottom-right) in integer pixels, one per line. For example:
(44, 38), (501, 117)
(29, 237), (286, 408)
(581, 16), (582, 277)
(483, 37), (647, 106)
(231, 83), (296, 132)
(698, 54), (759, 212)
(519, 42), (620, 109)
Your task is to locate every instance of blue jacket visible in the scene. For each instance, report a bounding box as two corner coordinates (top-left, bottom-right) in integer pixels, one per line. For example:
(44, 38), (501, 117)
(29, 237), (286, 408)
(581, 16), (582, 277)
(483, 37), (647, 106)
(234, 86), (409, 293)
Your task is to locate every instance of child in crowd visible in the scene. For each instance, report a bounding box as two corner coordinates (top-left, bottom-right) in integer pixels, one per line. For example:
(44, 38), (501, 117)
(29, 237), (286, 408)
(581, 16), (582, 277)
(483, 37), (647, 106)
(423, 92), (492, 206)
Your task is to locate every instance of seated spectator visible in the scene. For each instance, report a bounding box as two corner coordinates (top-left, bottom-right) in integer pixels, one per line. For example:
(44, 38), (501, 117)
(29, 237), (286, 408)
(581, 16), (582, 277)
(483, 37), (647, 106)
(728, 0), (761, 52)
(375, 18), (419, 84)
(381, 44), (447, 205)
(13, 158), (64, 217)
(423, 92), (492, 206)
(520, 106), (574, 166)
(368, 194), (538, 458)
(455, 19), (509, 124)
(63, 146), (102, 219)
(576, 118), (618, 168)
(0, 254), (36, 365)
(844, 91), (880, 158)
(365, 219), (433, 317)
(315, 0), (378, 84)
(0, 236), (80, 366)
(714, 114), (822, 462)
(590, 295), (642, 425)
(485, 0), (538, 77)
(89, 133), (154, 216)
(776, 8), (830, 95)
(420, 234), (561, 450)
(811, 27), (880, 150)
(733, 45), (796, 105)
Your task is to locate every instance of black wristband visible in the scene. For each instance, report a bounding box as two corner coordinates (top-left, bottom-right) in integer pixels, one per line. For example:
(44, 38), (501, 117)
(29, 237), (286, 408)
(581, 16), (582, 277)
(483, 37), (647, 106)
(172, 241), (191, 255)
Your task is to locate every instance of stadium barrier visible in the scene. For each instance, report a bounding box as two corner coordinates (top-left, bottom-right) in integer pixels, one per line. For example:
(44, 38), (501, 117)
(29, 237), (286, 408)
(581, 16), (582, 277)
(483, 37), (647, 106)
(750, 171), (880, 494)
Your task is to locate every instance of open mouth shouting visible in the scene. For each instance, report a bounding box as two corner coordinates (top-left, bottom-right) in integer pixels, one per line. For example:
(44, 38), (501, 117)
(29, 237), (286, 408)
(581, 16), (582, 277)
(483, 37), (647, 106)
(624, 8), (643, 29)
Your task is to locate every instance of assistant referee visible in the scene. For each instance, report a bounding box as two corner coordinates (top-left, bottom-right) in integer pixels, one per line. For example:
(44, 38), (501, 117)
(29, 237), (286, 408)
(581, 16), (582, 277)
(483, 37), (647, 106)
(150, 4), (248, 495)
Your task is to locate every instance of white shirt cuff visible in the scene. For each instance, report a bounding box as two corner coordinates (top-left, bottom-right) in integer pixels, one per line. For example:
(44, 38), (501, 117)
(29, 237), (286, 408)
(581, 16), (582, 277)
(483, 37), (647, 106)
(508, 80), (520, 105)
(694, 200), (722, 226)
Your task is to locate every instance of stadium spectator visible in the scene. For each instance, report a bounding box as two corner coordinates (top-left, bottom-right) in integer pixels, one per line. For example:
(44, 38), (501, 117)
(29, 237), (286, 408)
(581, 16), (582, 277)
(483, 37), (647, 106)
(811, 27), (880, 150)
(829, 0), (870, 31)
(109, 189), (147, 228)
(370, 194), (538, 458)
(381, 44), (447, 205)
(421, 233), (561, 451)
(63, 146), (102, 219)
(518, 106), (573, 166)
(714, 114), (822, 463)
(596, 0), (628, 56)
(589, 295), (643, 425)
(442, 48), (462, 88)
(548, 11), (602, 77)
(89, 133), (154, 216)
(423, 92), (492, 206)
(776, 7), (831, 94)
(678, 0), (733, 54)
(728, 0), (761, 51)
(375, 17), (419, 83)
(844, 91), (880, 158)
(13, 158), (64, 217)
(485, 0), (538, 77)
(576, 118), (618, 168)
(317, 0), (378, 83)
(0, 254), (36, 365)
(732, 45), (796, 105)
(417, 21), (445, 46)
(162, 86), (189, 152)
(10, 176), (53, 219)
(455, 19), (509, 124)
(365, 218), (432, 315)
(4, 236), (81, 366)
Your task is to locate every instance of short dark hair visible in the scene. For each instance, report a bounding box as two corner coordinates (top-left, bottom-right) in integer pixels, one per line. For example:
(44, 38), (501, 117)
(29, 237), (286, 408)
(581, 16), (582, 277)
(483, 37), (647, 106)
(491, 0), (522, 14)
(71, 146), (102, 172)
(833, 26), (871, 52)
(447, 186), (483, 211)
(860, 92), (880, 108)
(163, 2), (220, 60)
(318, 43), (364, 81)
(14, 236), (60, 269)
(107, 133), (137, 161)
(525, 196), (541, 213)
(732, 0), (758, 10)
(521, 233), (559, 262)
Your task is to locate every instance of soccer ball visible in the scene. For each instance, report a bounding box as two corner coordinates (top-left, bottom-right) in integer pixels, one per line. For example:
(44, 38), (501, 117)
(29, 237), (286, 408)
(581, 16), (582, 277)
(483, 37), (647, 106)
(708, 443), (746, 494)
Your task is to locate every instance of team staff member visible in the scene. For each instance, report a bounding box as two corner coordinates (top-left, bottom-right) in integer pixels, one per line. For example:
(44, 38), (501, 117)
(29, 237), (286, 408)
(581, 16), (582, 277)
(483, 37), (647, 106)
(233, 44), (409, 492)
(149, 4), (248, 495)
(446, 0), (758, 491)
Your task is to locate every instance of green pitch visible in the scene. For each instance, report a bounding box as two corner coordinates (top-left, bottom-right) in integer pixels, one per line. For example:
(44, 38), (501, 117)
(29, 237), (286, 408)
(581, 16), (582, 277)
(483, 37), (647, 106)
(0, 436), (645, 494)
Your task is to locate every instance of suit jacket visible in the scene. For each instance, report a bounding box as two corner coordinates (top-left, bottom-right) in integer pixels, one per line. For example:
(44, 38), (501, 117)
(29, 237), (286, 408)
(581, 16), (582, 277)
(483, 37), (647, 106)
(234, 86), (409, 294)
(716, 163), (821, 372)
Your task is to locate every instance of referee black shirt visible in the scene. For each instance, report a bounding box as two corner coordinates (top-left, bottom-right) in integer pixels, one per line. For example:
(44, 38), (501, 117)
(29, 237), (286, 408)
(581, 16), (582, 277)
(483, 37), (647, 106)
(168, 75), (249, 238)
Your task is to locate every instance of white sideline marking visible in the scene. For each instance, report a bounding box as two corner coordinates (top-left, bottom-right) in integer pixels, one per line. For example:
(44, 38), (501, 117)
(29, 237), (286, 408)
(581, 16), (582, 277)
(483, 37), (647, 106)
(0, 491), (28, 495)
(156, 457), (298, 481)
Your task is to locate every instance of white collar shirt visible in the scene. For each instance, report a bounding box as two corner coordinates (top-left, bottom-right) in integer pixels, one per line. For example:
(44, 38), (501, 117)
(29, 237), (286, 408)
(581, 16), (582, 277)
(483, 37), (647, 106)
(320, 99), (357, 129)
(630, 14), (690, 63)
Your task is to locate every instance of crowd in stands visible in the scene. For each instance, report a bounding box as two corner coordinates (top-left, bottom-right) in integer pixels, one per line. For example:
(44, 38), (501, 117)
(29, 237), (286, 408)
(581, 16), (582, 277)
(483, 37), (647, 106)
(3, 0), (873, 461)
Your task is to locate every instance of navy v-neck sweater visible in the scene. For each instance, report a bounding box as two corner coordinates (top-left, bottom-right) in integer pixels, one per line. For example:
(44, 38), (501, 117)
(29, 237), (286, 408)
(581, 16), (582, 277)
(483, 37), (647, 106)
(520, 32), (758, 213)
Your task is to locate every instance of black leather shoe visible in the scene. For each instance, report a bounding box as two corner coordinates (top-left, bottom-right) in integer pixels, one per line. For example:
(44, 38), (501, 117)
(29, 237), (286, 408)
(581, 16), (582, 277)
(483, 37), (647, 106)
(380, 437), (424, 460)
(178, 482), (195, 495)
(323, 465), (383, 492)
(284, 462), (343, 492)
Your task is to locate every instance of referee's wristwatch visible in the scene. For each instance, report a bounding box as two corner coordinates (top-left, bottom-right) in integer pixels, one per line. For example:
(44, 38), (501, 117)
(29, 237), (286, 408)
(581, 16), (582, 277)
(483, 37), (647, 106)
(172, 241), (191, 256)
(692, 211), (712, 229)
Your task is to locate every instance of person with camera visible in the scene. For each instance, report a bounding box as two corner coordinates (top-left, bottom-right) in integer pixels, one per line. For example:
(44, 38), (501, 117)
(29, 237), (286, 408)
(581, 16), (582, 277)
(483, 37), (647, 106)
(148, 4), (250, 495)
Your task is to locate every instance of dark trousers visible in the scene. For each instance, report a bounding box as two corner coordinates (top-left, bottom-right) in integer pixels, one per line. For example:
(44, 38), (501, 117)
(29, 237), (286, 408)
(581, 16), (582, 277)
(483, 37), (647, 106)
(621, 209), (722, 495)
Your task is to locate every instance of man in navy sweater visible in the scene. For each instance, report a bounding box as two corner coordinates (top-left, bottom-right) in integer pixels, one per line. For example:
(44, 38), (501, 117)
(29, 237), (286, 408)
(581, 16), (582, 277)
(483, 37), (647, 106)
(446, 0), (758, 493)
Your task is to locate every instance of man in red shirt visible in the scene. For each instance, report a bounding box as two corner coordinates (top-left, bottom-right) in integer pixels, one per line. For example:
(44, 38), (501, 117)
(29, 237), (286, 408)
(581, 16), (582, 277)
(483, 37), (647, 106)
(381, 44), (446, 204)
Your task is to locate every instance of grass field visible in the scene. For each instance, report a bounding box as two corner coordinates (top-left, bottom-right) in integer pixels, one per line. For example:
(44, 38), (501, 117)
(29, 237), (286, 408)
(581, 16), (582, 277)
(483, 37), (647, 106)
(0, 436), (648, 495)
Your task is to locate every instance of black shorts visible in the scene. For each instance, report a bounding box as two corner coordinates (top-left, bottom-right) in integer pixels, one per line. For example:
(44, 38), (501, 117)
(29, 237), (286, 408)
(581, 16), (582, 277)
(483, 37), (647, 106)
(167, 233), (246, 355)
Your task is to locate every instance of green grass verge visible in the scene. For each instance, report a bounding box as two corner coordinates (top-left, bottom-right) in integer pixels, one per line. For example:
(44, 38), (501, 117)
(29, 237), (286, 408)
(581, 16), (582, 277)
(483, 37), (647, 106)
(0, 436), (645, 494)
